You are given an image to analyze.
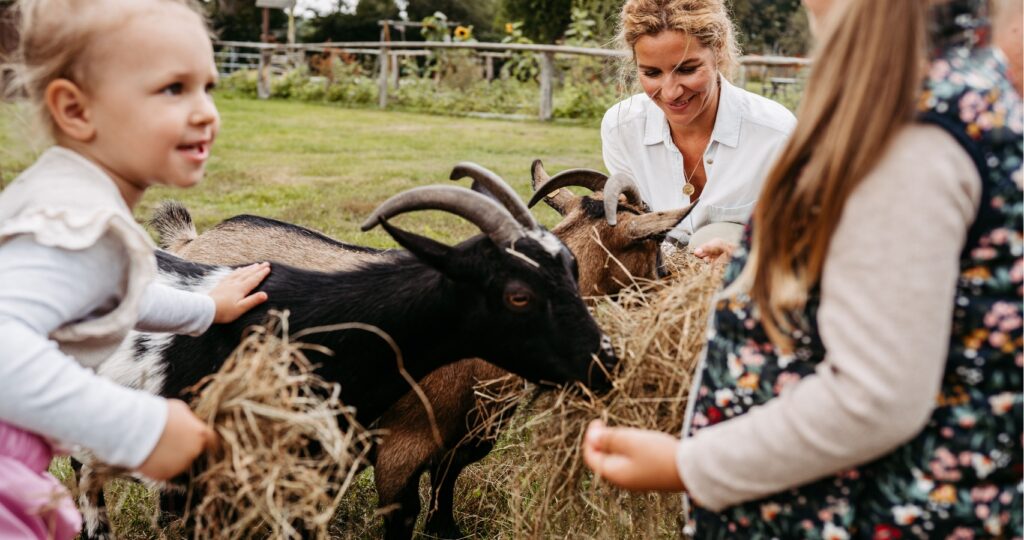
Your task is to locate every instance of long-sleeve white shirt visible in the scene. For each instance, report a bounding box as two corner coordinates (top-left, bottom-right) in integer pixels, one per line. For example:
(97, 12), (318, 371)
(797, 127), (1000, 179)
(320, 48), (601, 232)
(0, 233), (214, 468)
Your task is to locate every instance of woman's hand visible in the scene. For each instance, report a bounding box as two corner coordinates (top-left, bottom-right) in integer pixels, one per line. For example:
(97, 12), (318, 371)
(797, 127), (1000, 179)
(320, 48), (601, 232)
(208, 262), (271, 324)
(137, 399), (215, 480)
(582, 419), (685, 492)
(693, 238), (736, 262)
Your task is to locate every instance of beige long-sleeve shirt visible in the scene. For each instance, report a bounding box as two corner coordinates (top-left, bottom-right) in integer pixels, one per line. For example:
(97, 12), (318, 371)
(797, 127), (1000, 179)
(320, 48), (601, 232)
(676, 124), (983, 511)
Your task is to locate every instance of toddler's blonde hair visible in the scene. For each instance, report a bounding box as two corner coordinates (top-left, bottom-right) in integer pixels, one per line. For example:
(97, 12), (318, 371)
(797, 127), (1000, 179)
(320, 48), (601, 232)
(4, 0), (206, 140)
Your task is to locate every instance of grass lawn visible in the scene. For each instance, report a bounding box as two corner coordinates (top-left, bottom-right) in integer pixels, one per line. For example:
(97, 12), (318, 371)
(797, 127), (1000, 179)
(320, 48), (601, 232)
(1, 96), (605, 248)
(0, 96), (616, 539)
(0, 90), (793, 538)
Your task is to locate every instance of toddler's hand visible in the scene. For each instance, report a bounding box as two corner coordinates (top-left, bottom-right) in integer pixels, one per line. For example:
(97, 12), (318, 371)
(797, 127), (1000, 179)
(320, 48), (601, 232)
(693, 239), (736, 262)
(582, 419), (685, 492)
(209, 262), (270, 324)
(137, 399), (215, 480)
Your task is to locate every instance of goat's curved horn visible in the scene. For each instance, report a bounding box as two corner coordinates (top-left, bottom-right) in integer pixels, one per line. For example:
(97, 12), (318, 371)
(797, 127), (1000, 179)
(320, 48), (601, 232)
(361, 185), (524, 246)
(526, 168), (608, 209)
(603, 173), (645, 226)
(449, 162), (539, 230)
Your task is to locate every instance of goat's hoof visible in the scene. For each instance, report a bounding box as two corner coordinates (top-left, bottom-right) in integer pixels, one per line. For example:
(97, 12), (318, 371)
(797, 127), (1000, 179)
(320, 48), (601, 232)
(423, 523), (468, 539)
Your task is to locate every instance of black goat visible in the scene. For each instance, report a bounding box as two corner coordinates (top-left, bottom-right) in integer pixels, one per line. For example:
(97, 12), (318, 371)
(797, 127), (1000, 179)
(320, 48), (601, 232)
(126, 161), (692, 540)
(77, 181), (617, 539)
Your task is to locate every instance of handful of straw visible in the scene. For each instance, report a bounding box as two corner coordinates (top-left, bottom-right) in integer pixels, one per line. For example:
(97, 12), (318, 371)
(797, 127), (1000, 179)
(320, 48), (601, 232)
(185, 311), (375, 540)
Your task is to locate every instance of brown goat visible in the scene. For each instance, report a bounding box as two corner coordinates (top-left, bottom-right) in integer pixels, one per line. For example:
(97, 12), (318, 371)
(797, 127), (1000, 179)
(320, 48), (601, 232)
(151, 161), (692, 539)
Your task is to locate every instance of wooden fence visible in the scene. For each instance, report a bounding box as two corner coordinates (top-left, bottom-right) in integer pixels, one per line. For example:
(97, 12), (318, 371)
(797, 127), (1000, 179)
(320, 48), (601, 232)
(215, 40), (811, 121)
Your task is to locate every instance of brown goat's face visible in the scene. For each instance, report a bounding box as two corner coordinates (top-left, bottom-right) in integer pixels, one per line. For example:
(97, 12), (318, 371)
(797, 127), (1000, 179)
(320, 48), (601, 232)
(551, 194), (679, 297)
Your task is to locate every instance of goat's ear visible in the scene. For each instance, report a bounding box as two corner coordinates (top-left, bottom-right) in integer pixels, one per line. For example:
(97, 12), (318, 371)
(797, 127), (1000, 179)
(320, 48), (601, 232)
(379, 219), (453, 271)
(470, 179), (499, 202)
(530, 159), (550, 191)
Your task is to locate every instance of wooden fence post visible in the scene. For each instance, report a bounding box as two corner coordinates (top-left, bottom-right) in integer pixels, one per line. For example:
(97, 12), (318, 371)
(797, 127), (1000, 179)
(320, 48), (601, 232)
(538, 51), (554, 121)
(378, 48), (389, 109)
(391, 52), (401, 89)
(258, 47), (271, 99)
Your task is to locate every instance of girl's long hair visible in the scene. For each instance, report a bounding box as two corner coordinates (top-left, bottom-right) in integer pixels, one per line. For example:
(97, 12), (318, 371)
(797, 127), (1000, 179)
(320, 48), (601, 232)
(734, 0), (929, 350)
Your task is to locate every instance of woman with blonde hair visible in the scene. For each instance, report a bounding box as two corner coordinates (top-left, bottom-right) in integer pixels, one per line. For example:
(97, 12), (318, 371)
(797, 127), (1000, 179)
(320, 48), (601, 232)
(584, 0), (1022, 537)
(599, 0), (795, 252)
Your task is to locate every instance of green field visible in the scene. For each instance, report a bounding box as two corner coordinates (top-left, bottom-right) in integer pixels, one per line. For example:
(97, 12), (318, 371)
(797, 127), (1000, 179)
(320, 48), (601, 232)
(1, 96), (605, 248)
(0, 96), (620, 539)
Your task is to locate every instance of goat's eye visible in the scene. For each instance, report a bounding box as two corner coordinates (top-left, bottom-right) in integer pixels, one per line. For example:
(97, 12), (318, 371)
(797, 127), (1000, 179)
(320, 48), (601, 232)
(504, 287), (534, 312)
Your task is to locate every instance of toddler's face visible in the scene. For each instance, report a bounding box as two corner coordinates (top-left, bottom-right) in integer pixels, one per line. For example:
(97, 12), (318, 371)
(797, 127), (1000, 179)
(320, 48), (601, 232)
(84, 3), (219, 191)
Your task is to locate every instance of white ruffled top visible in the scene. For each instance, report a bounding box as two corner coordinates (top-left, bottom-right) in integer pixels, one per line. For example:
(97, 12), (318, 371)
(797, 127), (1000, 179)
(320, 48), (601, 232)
(0, 146), (156, 367)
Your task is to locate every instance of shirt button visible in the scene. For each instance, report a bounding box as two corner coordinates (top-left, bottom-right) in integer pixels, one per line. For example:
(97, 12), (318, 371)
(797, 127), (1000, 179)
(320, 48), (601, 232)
(706, 158), (714, 165)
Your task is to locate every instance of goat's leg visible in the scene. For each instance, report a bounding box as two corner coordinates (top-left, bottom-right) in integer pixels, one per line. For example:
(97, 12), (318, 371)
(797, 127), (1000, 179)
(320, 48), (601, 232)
(74, 459), (114, 540)
(380, 472), (422, 540)
(423, 439), (495, 539)
(156, 479), (191, 533)
(376, 433), (435, 540)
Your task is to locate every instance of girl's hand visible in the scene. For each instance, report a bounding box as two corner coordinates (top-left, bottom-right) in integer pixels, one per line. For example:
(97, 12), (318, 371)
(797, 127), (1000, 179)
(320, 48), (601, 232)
(582, 419), (685, 492)
(693, 239), (736, 262)
(137, 399), (215, 480)
(208, 262), (271, 324)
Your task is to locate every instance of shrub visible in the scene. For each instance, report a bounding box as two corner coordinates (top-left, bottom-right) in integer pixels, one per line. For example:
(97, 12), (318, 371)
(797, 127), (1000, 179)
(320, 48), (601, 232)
(219, 70), (258, 98)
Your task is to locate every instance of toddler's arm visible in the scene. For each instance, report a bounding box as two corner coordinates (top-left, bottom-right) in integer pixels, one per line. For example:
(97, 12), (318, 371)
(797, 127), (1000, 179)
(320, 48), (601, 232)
(0, 234), (200, 471)
(135, 262), (270, 334)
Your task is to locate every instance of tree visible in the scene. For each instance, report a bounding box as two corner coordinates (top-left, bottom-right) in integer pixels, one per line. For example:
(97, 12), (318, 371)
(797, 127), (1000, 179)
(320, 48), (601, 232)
(500, 0), (572, 44)
(406, 0), (500, 40)
(304, 0), (399, 43)
(204, 0), (289, 42)
(571, 0), (620, 44)
(728, 0), (810, 56)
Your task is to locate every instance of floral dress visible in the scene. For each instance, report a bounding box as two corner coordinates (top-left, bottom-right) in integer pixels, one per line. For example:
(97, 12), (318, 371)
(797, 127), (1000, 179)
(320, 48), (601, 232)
(684, 18), (1023, 540)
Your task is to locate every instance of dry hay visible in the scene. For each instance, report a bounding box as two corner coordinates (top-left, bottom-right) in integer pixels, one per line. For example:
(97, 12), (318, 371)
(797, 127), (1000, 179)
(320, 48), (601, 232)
(183, 311), (377, 539)
(74, 311), (378, 539)
(466, 250), (725, 539)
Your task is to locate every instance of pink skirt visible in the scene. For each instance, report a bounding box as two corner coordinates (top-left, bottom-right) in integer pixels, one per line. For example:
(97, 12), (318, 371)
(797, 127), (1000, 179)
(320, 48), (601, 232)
(0, 421), (81, 540)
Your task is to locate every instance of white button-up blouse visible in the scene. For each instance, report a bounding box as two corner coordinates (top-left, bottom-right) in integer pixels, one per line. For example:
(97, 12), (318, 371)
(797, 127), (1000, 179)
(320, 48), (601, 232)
(601, 77), (796, 244)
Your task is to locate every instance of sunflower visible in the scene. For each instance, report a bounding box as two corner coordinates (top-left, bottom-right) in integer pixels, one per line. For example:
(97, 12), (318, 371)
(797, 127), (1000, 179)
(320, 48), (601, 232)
(454, 25), (471, 40)
(505, 22), (515, 34)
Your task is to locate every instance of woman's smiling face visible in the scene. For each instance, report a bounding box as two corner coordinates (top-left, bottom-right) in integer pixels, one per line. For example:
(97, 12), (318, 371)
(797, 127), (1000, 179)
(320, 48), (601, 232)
(634, 30), (719, 131)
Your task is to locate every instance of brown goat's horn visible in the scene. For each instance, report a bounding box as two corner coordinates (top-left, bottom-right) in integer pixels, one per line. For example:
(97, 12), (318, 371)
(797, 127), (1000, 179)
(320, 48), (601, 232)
(624, 202), (697, 242)
(529, 159), (572, 216)
(526, 167), (608, 209)
(361, 185), (524, 246)
(449, 162), (539, 230)
(603, 173), (645, 226)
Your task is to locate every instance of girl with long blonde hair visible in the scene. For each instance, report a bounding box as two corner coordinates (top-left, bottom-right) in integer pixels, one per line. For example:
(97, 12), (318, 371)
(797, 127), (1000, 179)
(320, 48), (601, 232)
(584, 0), (1023, 536)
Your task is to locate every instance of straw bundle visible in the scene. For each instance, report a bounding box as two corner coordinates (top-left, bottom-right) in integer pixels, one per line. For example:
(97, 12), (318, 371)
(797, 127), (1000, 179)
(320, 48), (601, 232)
(182, 311), (376, 540)
(465, 250), (725, 539)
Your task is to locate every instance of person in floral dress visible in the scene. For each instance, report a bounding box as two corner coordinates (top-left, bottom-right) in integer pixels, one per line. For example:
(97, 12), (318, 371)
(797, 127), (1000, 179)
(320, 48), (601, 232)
(582, 0), (1022, 538)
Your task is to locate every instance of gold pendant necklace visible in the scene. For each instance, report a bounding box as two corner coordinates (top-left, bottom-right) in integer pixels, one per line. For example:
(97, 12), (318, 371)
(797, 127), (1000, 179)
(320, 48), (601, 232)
(681, 133), (712, 199)
(682, 181), (696, 197)
(682, 153), (704, 198)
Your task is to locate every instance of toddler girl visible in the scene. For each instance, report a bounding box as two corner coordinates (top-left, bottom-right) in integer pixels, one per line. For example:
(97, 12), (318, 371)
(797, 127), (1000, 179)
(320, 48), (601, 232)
(0, 0), (272, 537)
